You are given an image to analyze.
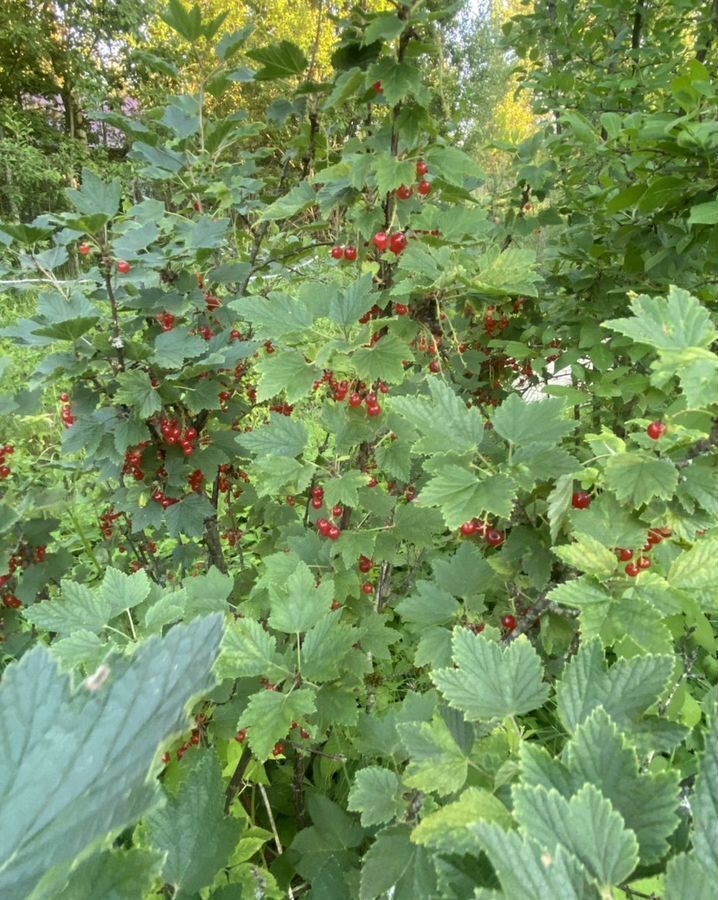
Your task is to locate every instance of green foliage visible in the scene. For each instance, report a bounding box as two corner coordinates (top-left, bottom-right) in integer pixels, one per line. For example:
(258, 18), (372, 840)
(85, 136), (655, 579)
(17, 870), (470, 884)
(0, 0), (717, 895)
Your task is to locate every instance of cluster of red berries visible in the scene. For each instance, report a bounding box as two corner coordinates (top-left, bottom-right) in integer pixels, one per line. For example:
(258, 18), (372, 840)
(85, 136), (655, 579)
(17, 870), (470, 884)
(359, 556), (376, 596)
(270, 403), (293, 416)
(459, 519), (506, 548)
(157, 312), (175, 332)
(0, 443), (14, 479)
(159, 417), (198, 455)
(222, 528), (243, 546)
(618, 527), (672, 577)
(330, 244), (358, 261)
(204, 293), (222, 311)
(358, 303), (384, 325)
(372, 230), (408, 256)
(99, 508), (124, 540)
(188, 469), (205, 493)
(316, 517), (342, 540)
(3, 594), (21, 609)
(291, 720), (311, 740)
(395, 160), (432, 202)
(151, 489), (180, 509)
(122, 443), (150, 481)
(0, 542), (47, 608)
(483, 306), (511, 338)
(59, 393), (74, 427)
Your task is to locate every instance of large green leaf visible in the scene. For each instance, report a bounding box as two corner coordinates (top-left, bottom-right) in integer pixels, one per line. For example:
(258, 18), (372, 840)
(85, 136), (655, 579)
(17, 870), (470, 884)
(146, 750), (243, 894)
(604, 452), (678, 507)
(247, 40), (307, 79)
(238, 413), (308, 458)
(555, 639), (674, 732)
(359, 825), (436, 900)
(65, 169), (121, 220)
(604, 286), (716, 351)
(692, 700), (718, 877)
(511, 783), (639, 887)
(391, 379), (485, 455)
(418, 465), (516, 529)
(412, 787), (512, 856)
(397, 715), (468, 796)
(492, 395), (575, 448)
(347, 767), (404, 827)
(256, 350), (318, 403)
(217, 618), (290, 682)
(0, 615), (223, 900)
(49, 848), (163, 900)
(238, 688), (316, 760)
(432, 629), (549, 720)
(268, 562), (333, 634)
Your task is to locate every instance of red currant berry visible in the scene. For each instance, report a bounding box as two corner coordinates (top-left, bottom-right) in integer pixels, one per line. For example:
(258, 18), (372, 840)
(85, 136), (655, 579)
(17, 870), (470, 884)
(460, 521), (477, 537)
(394, 303), (409, 316)
(362, 582), (374, 595)
(331, 246), (344, 260)
(311, 497), (323, 510)
(501, 614), (517, 631)
(625, 562), (640, 577)
(418, 180), (432, 196)
(344, 245), (357, 261)
(616, 548), (633, 562)
(571, 491), (591, 510)
(396, 185), (413, 201)
(373, 232), (389, 252)
(638, 556), (651, 570)
(79, 243), (92, 256)
(485, 528), (505, 547)
(117, 260), (131, 274)
(327, 524), (341, 541)
(389, 232), (407, 255)
(647, 421), (666, 440)
(416, 160), (429, 177)
(349, 393), (363, 408)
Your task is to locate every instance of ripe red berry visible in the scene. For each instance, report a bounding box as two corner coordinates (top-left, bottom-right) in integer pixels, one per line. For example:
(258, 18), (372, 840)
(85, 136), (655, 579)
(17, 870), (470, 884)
(418, 180), (432, 196)
(571, 491), (591, 510)
(460, 521), (477, 537)
(317, 518), (331, 537)
(416, 160), (429, 177)
(394, 303), (409, 316)
(501, 614), (517, 631)
(332, 505), (343, 518)
(362, 582), (374, 595)
(272, 742), (285, 757)
(373, 81), (383, 94)
(638, 556), (651, 570)
(235, 728), (248, 743)
(327, 524), (341, 541)
(331, 246), (344, 260)
(389, 232), (407, 255)
(348, 393), (363, 408)
(344, 245), (358, 261)
(78, 243), (92, 256)
(311, 498), (323, 510)
(396, 185), (413, 201)
(0, 466), (10, 479)
(617, 548), (633, 562)
(373, 232), (389, 252)
(485, 528), (505, 547)
(117, 260), (131, 274)
(429, 359), (441, 373)
(366, 403), (381, 417)
(4, 595), (21, 609)
(625, 562), (640, 577)
(647, 421), (666, 440)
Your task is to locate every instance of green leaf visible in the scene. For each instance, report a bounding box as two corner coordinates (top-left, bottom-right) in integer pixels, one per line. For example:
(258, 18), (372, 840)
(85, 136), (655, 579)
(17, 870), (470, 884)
(258, 182), (316, 222)
(397, 715), (468, 796)
(329, 274), (375, 328)
(268, 562), (333, 634)
(412, 787), (512, 855)
(395, 580), (459, 627)
(347, 767), (404, 827)
(247, 41), (307, 79)
(566, 707), (680, 864)
(492, 395), (575, 448)
(372, 154), (417, 197)
(217, 618), (289, 682)
(364, 13), (406, 45)
(547, 474), (575, 543)
(471, 247), (541, 298)
(474, 824), (597, 899)
(553, 533), (618, 579)
(301, 614), (358, 681)
(367, 58), (422, 105)
(165, 493), (214, 538)
(50, 848), (163, 900)
(290, 794), (365, 882)
(419, 465), (516, 530)
(100, 567), (151, 616)
(146, 750), (243, 895)
(432, 629), (549, 720)
(667, 537), (718, 592)
(238, 413), (308, 458)
(604, 286), (716, 351)
(359, 825), (436, 900)
(688, 200), (718, 226)
(153, 329), (207, 368)
(353, 332), (412, 384)
(692, 700), (718, 876)
(50, 630), (108, 673)
(555, 639), (674, 732)
(0, 615), (223, 900)
(232, 293), (314, 338)
(391, 379), (485, 455)
(65, 169), (121, 221)
(256, 350), (318, 403)
(322, 471), (369, 507)
(24, 579), (112, 635)
(238, 688), (316, 760)
(604, 452), (678, 506)
(665, 854), (716, 900)
(114, 371), (161, 418)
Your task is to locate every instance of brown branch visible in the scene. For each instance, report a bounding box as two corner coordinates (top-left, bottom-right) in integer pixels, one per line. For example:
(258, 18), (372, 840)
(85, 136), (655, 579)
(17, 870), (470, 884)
(224, 745), (252, 814)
